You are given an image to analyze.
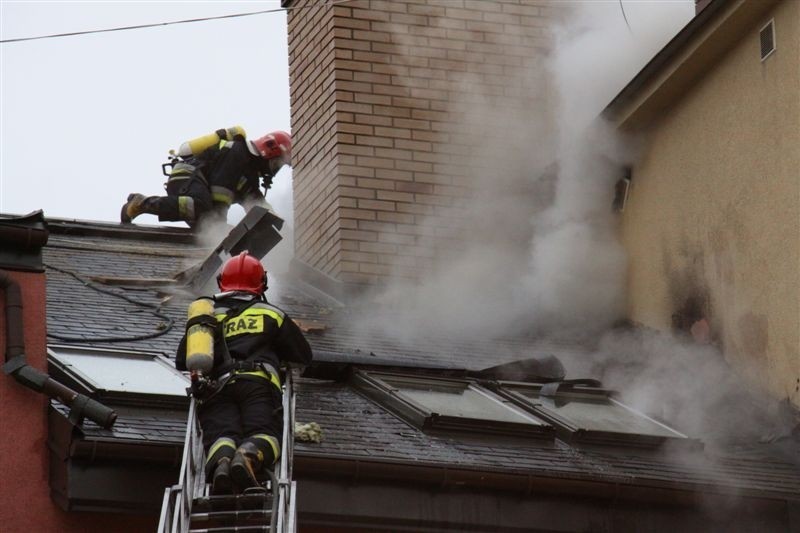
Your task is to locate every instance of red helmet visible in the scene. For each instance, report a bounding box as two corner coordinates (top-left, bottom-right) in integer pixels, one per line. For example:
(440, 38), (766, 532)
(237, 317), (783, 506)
(249, 131), (292, 165)
(217, 252), (267, 294)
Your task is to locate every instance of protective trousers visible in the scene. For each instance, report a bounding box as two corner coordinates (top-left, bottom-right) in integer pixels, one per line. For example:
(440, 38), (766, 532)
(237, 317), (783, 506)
(155, 173), (214, 224)
(200, 377), (283, 477)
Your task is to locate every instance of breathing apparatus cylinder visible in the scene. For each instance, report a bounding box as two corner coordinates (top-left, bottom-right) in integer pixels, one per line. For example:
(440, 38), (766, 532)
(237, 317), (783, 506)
(185, 297), (216, 375)
(177, 126), (247, 158)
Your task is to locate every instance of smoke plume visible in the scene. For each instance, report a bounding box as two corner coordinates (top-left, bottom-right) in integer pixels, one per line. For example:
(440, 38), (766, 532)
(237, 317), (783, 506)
(353, 2), (693, 345)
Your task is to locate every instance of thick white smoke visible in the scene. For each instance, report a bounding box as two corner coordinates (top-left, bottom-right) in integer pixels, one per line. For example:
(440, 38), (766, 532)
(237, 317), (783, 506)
(546, 3), (793, 443)
(524, 2), (694, 339)
(354, 2), (694, 345)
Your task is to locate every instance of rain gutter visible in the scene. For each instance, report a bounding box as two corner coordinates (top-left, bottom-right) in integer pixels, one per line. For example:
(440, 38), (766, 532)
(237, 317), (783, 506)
(294, 453), (797, 507)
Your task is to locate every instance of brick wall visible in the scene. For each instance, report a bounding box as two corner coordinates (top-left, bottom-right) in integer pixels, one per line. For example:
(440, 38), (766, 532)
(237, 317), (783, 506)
(287, 0), (340, 282)
(287, 0), (557, 288)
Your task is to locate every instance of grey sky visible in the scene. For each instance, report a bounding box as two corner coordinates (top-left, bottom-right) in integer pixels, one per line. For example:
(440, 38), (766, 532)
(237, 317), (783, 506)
(1, 0), (293, 225)
(1, 0), (694, 231)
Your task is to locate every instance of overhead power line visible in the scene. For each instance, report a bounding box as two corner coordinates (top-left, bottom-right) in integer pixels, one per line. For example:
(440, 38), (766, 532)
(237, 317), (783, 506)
(618, 0), (633, 34)
(0, 0), (353, 44)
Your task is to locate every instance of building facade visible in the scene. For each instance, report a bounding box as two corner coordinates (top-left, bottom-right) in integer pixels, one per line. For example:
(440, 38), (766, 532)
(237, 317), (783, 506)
(605, 0), (799, 406)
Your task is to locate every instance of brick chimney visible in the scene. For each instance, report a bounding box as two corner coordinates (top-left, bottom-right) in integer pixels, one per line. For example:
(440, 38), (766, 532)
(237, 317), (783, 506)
(286, 0), (558, 292)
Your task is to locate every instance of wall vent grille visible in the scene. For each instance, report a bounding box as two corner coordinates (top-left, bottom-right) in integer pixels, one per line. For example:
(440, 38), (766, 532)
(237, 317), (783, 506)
(760, 20), (775, 61)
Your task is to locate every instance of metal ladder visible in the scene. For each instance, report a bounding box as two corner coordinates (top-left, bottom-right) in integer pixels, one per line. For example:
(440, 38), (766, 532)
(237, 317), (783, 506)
(158, 370), (298, 533)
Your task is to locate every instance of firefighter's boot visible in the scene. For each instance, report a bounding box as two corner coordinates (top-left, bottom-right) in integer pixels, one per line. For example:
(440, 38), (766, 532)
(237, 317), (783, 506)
(120, 193), (157, 223)
(230, 442), (263, 491)
(210, 457), (233, 495)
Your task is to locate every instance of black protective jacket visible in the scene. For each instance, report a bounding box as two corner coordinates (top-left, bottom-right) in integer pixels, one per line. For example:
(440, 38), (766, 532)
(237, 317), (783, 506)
(192, 138), (267, 209)
(176, 293), (312, 375)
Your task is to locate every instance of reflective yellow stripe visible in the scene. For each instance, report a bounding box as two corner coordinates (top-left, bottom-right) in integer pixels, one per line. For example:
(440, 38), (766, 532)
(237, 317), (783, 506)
(240, 307), (284, 327)
(221, 315), (264, 338)
(234, 368), (281, 389)
(178, 196), (195, 220)
(211, 185), (234, 206)
(251, 433), (281, 462)
(171, 162), (196, 177)
(215, 308), (284, 328)
(206, 437), (236, 464)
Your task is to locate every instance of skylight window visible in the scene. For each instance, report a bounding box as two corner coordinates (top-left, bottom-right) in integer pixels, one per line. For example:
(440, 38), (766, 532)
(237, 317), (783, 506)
(352, 371), (554, 438)
(48, 345), (189, 407)
(492, 382), (690, 447)
(352, 370), (695, 447)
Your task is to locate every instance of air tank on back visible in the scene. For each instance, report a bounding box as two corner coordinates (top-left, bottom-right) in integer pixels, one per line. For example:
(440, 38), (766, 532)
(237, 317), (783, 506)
(185, 297), (216, 374)
(177, 126), (246, 158)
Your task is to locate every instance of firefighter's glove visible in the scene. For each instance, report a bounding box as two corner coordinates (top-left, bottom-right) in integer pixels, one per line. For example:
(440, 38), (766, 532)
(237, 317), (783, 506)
(190, 378), (215, 399)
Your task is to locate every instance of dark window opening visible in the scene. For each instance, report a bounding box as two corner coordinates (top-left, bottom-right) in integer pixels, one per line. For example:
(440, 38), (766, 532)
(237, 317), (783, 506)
(612, 167), (632, 212)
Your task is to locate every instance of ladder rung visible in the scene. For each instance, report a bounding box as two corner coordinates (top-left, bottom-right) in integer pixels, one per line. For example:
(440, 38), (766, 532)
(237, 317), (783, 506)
(191, 509), (271, 525)
(188, 526), (271, 533)
(192, 493), (271, 513)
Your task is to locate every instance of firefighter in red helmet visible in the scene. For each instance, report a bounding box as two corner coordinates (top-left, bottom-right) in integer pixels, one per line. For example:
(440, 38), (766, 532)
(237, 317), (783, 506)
(176, 251), (312, 494)
(121, 128), (292, 227)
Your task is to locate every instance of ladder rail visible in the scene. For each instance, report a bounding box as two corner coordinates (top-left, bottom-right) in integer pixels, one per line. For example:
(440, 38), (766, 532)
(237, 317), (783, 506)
(276, 368), (296, 533)
(157, 368), (298, 533)
(157, 395), (206, 533)
(156, 486), (174, 533)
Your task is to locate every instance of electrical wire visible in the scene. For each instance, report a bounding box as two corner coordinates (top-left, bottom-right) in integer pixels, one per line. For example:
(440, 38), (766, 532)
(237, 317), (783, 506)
(44, 262), (175, 343)
(619, 0), (633, 34)
(0, 0), (354, 44)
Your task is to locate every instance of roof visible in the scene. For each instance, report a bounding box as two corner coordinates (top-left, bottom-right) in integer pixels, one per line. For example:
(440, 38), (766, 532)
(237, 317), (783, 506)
(37, 215), (800, 504)
(293, 379), (800, 501)
(603, 0), (781, 128)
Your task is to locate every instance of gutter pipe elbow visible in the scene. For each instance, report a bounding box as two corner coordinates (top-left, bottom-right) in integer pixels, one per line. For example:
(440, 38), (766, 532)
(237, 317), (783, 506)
(0, 269), (117, 429)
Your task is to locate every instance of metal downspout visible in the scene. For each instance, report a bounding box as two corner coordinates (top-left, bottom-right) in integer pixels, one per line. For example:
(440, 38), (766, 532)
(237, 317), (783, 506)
(0, 269), (117, 428)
